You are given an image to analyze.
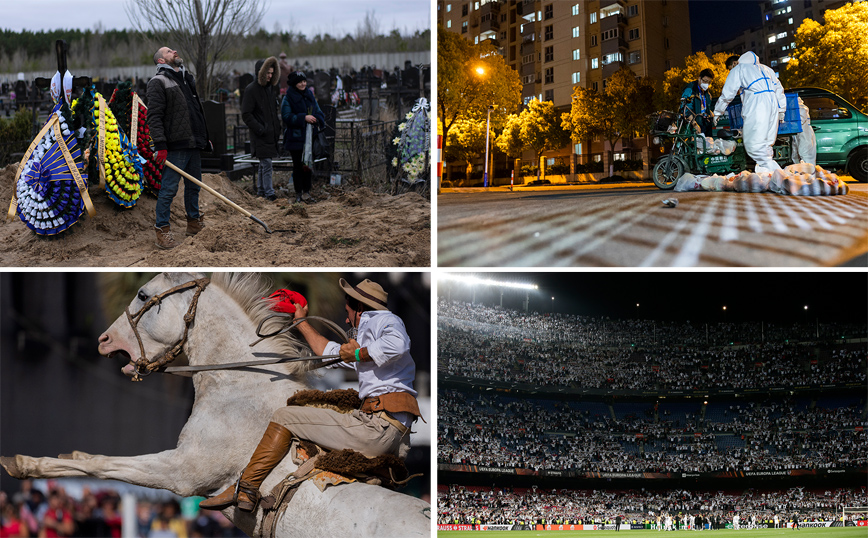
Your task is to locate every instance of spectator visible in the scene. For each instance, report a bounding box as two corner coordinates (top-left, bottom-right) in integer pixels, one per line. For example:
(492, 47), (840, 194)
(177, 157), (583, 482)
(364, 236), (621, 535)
(241, 56), (282, 201)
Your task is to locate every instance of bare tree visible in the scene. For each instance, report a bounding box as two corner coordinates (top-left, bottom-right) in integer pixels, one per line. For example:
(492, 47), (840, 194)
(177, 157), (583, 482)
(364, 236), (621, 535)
(354, 10), (381, 52)
(126, 0), (266, 96)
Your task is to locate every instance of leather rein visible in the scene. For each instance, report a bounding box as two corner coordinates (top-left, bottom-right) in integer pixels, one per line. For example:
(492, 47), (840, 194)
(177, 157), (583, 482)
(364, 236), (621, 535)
(123, 278), (347, 382)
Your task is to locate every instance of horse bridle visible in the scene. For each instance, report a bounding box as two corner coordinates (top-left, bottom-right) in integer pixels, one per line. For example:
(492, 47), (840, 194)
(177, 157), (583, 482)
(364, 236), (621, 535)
(124, 277), (210, 382)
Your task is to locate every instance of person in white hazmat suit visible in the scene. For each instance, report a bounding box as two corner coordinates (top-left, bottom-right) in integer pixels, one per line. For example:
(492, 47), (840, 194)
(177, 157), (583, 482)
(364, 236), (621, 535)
(791, 96), (817, 165)
(713, 51), (787, 173)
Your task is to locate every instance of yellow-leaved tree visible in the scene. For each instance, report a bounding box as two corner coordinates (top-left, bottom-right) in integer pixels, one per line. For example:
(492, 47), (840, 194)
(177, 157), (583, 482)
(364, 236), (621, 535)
(781, 2), (868, 110)
(661, 52), (732, 112)
(444, 119), (488, 181)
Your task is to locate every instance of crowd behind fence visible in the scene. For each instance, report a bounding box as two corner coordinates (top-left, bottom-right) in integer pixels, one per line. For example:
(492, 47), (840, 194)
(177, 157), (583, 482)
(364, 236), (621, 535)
(437, 484), (868, 527)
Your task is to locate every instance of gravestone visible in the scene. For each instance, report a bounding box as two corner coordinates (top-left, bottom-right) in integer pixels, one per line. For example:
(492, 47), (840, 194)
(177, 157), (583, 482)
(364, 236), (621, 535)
(313, 71), (332, 106)
(201, 100), (232, 170)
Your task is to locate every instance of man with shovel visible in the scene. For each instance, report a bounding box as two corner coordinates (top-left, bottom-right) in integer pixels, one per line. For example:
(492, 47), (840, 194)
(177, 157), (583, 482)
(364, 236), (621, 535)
(148, 46), (211, 249)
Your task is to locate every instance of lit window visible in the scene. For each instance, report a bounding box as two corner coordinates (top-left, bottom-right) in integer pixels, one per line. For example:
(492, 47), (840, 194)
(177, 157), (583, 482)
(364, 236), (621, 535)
(788, 17), (793, 24)
(602, 52), (623, 65)
(572, 26), (580, 38)
(591, 57), (599, 69)
(447, 20), (451, 28)
(573, 49), (581, 60)
(781, 56), (791, 63)
(572, 4), (580, 16)
(771, 59), (778, 67)
(768, 35), (776, 43)
(446, 4), (451, 12)
(590, 12), (597, 24)
(777, 31), (787, 39)
(572, 72), (580, 84)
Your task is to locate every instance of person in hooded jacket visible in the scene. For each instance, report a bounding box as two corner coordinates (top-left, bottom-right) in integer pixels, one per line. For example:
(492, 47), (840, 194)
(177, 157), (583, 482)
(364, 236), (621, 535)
(241, 56), (281, 201)
(281, 71), (325, 203)
(713, 51), (787, 173)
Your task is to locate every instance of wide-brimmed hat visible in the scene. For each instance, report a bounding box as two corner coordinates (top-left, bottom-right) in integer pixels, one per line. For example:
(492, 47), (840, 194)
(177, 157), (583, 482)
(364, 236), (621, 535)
(340, 278), (388, 311)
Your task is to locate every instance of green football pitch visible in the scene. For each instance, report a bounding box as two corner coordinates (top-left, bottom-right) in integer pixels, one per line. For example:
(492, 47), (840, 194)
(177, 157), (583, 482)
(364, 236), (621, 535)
(439, 529), (866, 538)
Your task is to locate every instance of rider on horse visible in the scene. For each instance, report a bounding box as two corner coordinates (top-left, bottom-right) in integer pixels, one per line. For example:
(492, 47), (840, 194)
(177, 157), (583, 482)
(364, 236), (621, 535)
(200, 277), (422, 512)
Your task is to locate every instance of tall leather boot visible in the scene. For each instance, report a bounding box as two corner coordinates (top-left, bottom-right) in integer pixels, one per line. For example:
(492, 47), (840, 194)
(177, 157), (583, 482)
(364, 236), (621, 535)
(199, 422), (291, 512)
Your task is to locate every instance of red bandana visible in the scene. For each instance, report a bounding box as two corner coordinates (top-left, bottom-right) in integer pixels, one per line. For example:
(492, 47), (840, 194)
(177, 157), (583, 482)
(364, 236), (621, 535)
(265, 289), (307, 314)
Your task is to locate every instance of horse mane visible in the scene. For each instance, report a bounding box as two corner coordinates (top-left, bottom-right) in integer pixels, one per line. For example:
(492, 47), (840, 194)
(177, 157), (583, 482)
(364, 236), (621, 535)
(210, 272), (316, 375)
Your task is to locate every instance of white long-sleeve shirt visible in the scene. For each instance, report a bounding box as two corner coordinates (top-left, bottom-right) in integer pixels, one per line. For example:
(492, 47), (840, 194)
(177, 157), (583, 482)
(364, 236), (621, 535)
(324, 310), (417, 401)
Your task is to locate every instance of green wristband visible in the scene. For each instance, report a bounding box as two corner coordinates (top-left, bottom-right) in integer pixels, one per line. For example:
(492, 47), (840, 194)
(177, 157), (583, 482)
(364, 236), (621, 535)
(355, 348), (361, 362)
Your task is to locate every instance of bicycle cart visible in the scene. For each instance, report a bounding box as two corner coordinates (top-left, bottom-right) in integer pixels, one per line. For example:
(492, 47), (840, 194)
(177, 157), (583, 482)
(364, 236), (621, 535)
(649, 94), (802, 190)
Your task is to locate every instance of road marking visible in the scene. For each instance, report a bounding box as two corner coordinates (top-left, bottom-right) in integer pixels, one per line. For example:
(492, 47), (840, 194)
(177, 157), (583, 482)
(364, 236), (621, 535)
(671, 197), (721, 266)
(790, 199), (834, 230)
(639, 203), (703, 267)
(756, 195), (788, 232)
(771, 196), (812, 230)
(741, 196), (764, 233)
(720, 195), (739, 242)
(793, 197), (848, 225)
(529, 200), (660, 266)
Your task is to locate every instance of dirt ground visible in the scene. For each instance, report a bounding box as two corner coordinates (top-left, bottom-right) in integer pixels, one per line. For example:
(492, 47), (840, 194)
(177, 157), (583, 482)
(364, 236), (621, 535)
(0, 165), (430, 267)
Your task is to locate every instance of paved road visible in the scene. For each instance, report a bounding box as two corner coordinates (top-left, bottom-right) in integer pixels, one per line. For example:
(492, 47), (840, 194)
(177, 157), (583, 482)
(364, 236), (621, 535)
(438, 182), (868, 267)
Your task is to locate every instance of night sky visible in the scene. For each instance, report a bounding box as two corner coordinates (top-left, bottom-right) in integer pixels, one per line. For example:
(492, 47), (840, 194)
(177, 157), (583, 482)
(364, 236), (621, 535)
(439, 272), (868, 325)
(689, 0), (765, 53)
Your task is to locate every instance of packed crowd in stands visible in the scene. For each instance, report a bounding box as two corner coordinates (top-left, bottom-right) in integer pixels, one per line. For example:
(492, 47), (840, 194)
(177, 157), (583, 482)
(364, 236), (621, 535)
(437, 484), (868, 526)
(438, 390), (867, 473)
(438, 300), (867, 390)
(0, 479), (243, 537)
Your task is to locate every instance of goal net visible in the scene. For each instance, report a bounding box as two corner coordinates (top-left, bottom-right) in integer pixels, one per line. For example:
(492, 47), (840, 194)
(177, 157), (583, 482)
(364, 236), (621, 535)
(842, 507), (868, 521)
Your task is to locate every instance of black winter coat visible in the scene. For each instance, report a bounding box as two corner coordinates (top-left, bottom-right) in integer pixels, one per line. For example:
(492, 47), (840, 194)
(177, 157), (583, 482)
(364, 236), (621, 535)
(146, 65), (209, 152)
(241, 57), (281, 159)
(281, 86), (325, 151)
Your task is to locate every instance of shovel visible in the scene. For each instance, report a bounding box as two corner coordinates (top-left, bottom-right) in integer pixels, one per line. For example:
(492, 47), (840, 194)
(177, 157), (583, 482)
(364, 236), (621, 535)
(162, 160), (273, 233)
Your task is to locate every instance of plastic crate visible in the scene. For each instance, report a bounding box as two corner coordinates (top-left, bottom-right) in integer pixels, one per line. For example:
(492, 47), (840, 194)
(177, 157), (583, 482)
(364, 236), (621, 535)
(726, 92), (802, 134)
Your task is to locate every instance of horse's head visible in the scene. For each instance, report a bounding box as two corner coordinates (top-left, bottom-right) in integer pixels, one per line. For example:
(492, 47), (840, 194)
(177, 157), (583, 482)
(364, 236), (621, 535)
(98, 272), (209, 380)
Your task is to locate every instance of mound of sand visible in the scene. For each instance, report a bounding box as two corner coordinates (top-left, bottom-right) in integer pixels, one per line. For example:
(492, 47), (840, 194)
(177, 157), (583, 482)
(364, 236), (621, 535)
(0, 165), (430, 267)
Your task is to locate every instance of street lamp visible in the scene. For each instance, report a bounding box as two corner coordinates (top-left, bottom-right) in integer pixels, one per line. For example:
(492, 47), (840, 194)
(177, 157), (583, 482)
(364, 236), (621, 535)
(484, 104), (494, 188)
(473, 66), (494, 188)
(551, 296), (555, 312)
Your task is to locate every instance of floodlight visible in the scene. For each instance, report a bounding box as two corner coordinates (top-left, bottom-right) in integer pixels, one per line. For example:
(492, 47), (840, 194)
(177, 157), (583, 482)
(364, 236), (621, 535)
(437, 274), (537, 290)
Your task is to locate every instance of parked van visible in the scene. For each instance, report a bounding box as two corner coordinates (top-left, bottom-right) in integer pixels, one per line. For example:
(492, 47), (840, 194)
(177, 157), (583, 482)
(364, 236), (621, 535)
(788, 87), (868, 182)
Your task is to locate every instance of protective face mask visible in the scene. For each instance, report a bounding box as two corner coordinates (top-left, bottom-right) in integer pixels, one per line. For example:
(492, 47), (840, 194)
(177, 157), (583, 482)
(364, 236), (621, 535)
(699, 83), (710, 91)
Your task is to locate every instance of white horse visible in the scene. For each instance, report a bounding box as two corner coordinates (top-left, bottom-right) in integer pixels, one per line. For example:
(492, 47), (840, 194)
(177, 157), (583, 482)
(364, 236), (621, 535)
(1, 272), (430, 537)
